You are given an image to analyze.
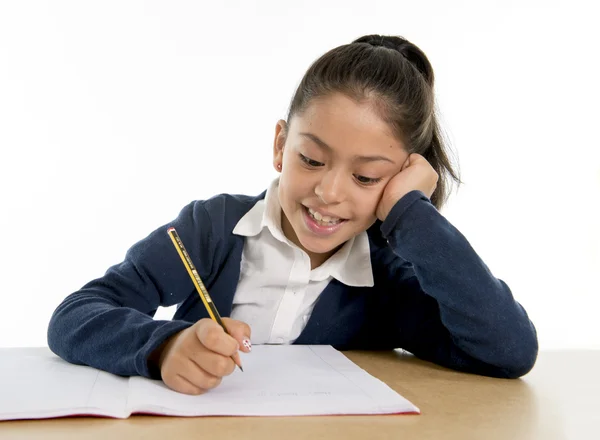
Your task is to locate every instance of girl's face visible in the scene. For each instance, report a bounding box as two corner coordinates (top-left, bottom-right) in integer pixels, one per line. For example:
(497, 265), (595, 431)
(273, 92), (409, 267)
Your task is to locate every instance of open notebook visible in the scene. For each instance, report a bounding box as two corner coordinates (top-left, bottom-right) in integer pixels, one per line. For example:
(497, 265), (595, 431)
(0, 345), (419, 420)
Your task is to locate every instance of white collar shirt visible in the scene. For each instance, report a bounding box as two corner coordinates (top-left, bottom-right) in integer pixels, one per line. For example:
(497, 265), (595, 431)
(231, 178), (374, 344)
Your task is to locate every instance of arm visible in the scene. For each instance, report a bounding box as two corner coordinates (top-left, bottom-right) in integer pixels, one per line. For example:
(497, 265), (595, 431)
(378, 190), (538, 378)
(47, 201), (214, 378)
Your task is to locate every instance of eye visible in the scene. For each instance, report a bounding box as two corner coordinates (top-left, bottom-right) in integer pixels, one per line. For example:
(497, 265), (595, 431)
(354, 175), (383, 185)
(299, 153), (324, 167)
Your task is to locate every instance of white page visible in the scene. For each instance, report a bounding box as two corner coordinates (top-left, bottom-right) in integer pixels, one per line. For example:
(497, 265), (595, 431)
(127, 345), (419, 416)
(0, 347), (128, 420)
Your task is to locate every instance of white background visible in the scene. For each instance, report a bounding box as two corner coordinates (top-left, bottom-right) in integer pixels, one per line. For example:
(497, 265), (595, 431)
(0, 1), (598, 349)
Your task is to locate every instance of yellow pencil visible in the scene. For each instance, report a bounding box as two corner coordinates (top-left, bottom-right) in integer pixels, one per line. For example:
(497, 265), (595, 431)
(167, 227), (243, 372)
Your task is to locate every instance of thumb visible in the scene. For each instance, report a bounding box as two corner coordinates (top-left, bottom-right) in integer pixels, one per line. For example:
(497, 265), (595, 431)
(222, 317), (252, 353)
(401, 155), (411, 171)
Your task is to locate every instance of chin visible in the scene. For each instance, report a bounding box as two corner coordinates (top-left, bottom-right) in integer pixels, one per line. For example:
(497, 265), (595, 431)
(297, 234), (344, 255)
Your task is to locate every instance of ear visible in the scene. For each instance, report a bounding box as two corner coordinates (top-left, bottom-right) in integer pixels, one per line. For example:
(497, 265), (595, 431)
(272, 119), (287, 172)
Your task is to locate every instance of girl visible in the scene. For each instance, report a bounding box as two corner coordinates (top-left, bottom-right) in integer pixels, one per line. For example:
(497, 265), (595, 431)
(48, 34), (538, 395)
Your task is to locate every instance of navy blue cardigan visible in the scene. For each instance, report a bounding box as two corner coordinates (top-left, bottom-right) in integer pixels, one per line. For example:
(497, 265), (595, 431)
(47, 190), (538, 379)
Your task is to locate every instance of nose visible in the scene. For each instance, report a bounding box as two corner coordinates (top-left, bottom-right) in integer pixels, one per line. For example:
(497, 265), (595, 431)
(315, 169), (345, 205)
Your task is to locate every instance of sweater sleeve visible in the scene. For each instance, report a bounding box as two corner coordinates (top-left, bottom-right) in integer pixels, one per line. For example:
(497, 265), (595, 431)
(378, 190), (538, 378)
(47, 201), (214, 379)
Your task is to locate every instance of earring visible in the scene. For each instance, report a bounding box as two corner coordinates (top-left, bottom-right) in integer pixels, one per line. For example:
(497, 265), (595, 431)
(276, 163), (282, 171)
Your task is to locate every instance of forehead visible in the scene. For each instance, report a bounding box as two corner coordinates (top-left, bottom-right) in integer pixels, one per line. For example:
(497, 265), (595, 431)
(290, 93), (407, 158)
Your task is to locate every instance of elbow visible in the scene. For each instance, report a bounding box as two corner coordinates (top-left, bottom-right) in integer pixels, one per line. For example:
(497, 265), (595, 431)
(496, 326), (539, 379)
(499, 349), (538, 378)
(47, 308), (66, 357)
(46, 291), (92, 361)
(460, 322), (539, 379)
(47, 304), (78, 363)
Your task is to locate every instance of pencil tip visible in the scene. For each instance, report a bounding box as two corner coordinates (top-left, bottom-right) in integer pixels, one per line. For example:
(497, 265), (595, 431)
(239, 365), (244, 372)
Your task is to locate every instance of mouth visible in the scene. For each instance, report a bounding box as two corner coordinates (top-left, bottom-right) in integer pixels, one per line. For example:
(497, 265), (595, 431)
(302, 205), (348, 236)
(307, 206), (344, 225)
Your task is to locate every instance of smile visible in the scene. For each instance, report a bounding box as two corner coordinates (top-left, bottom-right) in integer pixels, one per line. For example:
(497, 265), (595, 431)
(302, 205), (348, 237)
(307, 207), (342, 225)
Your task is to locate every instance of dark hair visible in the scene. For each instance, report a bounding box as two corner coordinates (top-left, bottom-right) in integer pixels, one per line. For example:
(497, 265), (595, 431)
(286, 34), (461, 210)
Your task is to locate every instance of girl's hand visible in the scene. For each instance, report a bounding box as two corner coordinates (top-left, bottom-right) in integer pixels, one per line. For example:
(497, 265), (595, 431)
(152, 318), (252, 395)
(376, 153), (438, 221)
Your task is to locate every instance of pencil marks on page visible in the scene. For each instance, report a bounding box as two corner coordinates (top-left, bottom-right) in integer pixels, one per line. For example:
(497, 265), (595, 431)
(308, 345), (382, 409)
(126, 345), (395, 419)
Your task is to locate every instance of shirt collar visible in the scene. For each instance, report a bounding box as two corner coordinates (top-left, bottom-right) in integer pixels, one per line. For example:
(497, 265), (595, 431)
(233, 178), (374, 287)
(232, 178), (285, 241)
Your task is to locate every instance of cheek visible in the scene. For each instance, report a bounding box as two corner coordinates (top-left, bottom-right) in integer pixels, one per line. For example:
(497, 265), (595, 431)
(278, 169), (307, 207)
(354, 191), (381, 219)
(281, 165), (312, 192)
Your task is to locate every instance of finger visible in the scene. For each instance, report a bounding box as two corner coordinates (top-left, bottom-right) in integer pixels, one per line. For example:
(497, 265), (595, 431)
(196, 320), (239, 357)
(165, 373), (207, 396)
(401, 155), (411, 171)
(183, 358), (224, 389)
(222, 318), (252, 353)
(410, 153), (428, 165)
(184, 330), (237, 376)
(194, 351), (236, 377)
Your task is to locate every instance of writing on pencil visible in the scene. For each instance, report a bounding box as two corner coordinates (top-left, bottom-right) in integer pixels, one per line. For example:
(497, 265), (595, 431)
(167, 227), (243, 372)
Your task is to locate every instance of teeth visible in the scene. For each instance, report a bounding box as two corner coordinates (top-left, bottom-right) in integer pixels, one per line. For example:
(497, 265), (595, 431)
(308, 207), (341, 225)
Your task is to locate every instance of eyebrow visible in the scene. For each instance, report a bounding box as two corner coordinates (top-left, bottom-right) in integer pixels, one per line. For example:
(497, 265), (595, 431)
(299, 132), (396, 164)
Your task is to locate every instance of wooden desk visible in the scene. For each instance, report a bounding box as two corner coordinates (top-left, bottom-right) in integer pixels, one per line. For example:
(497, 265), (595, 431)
(1, 350), (597, 439)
